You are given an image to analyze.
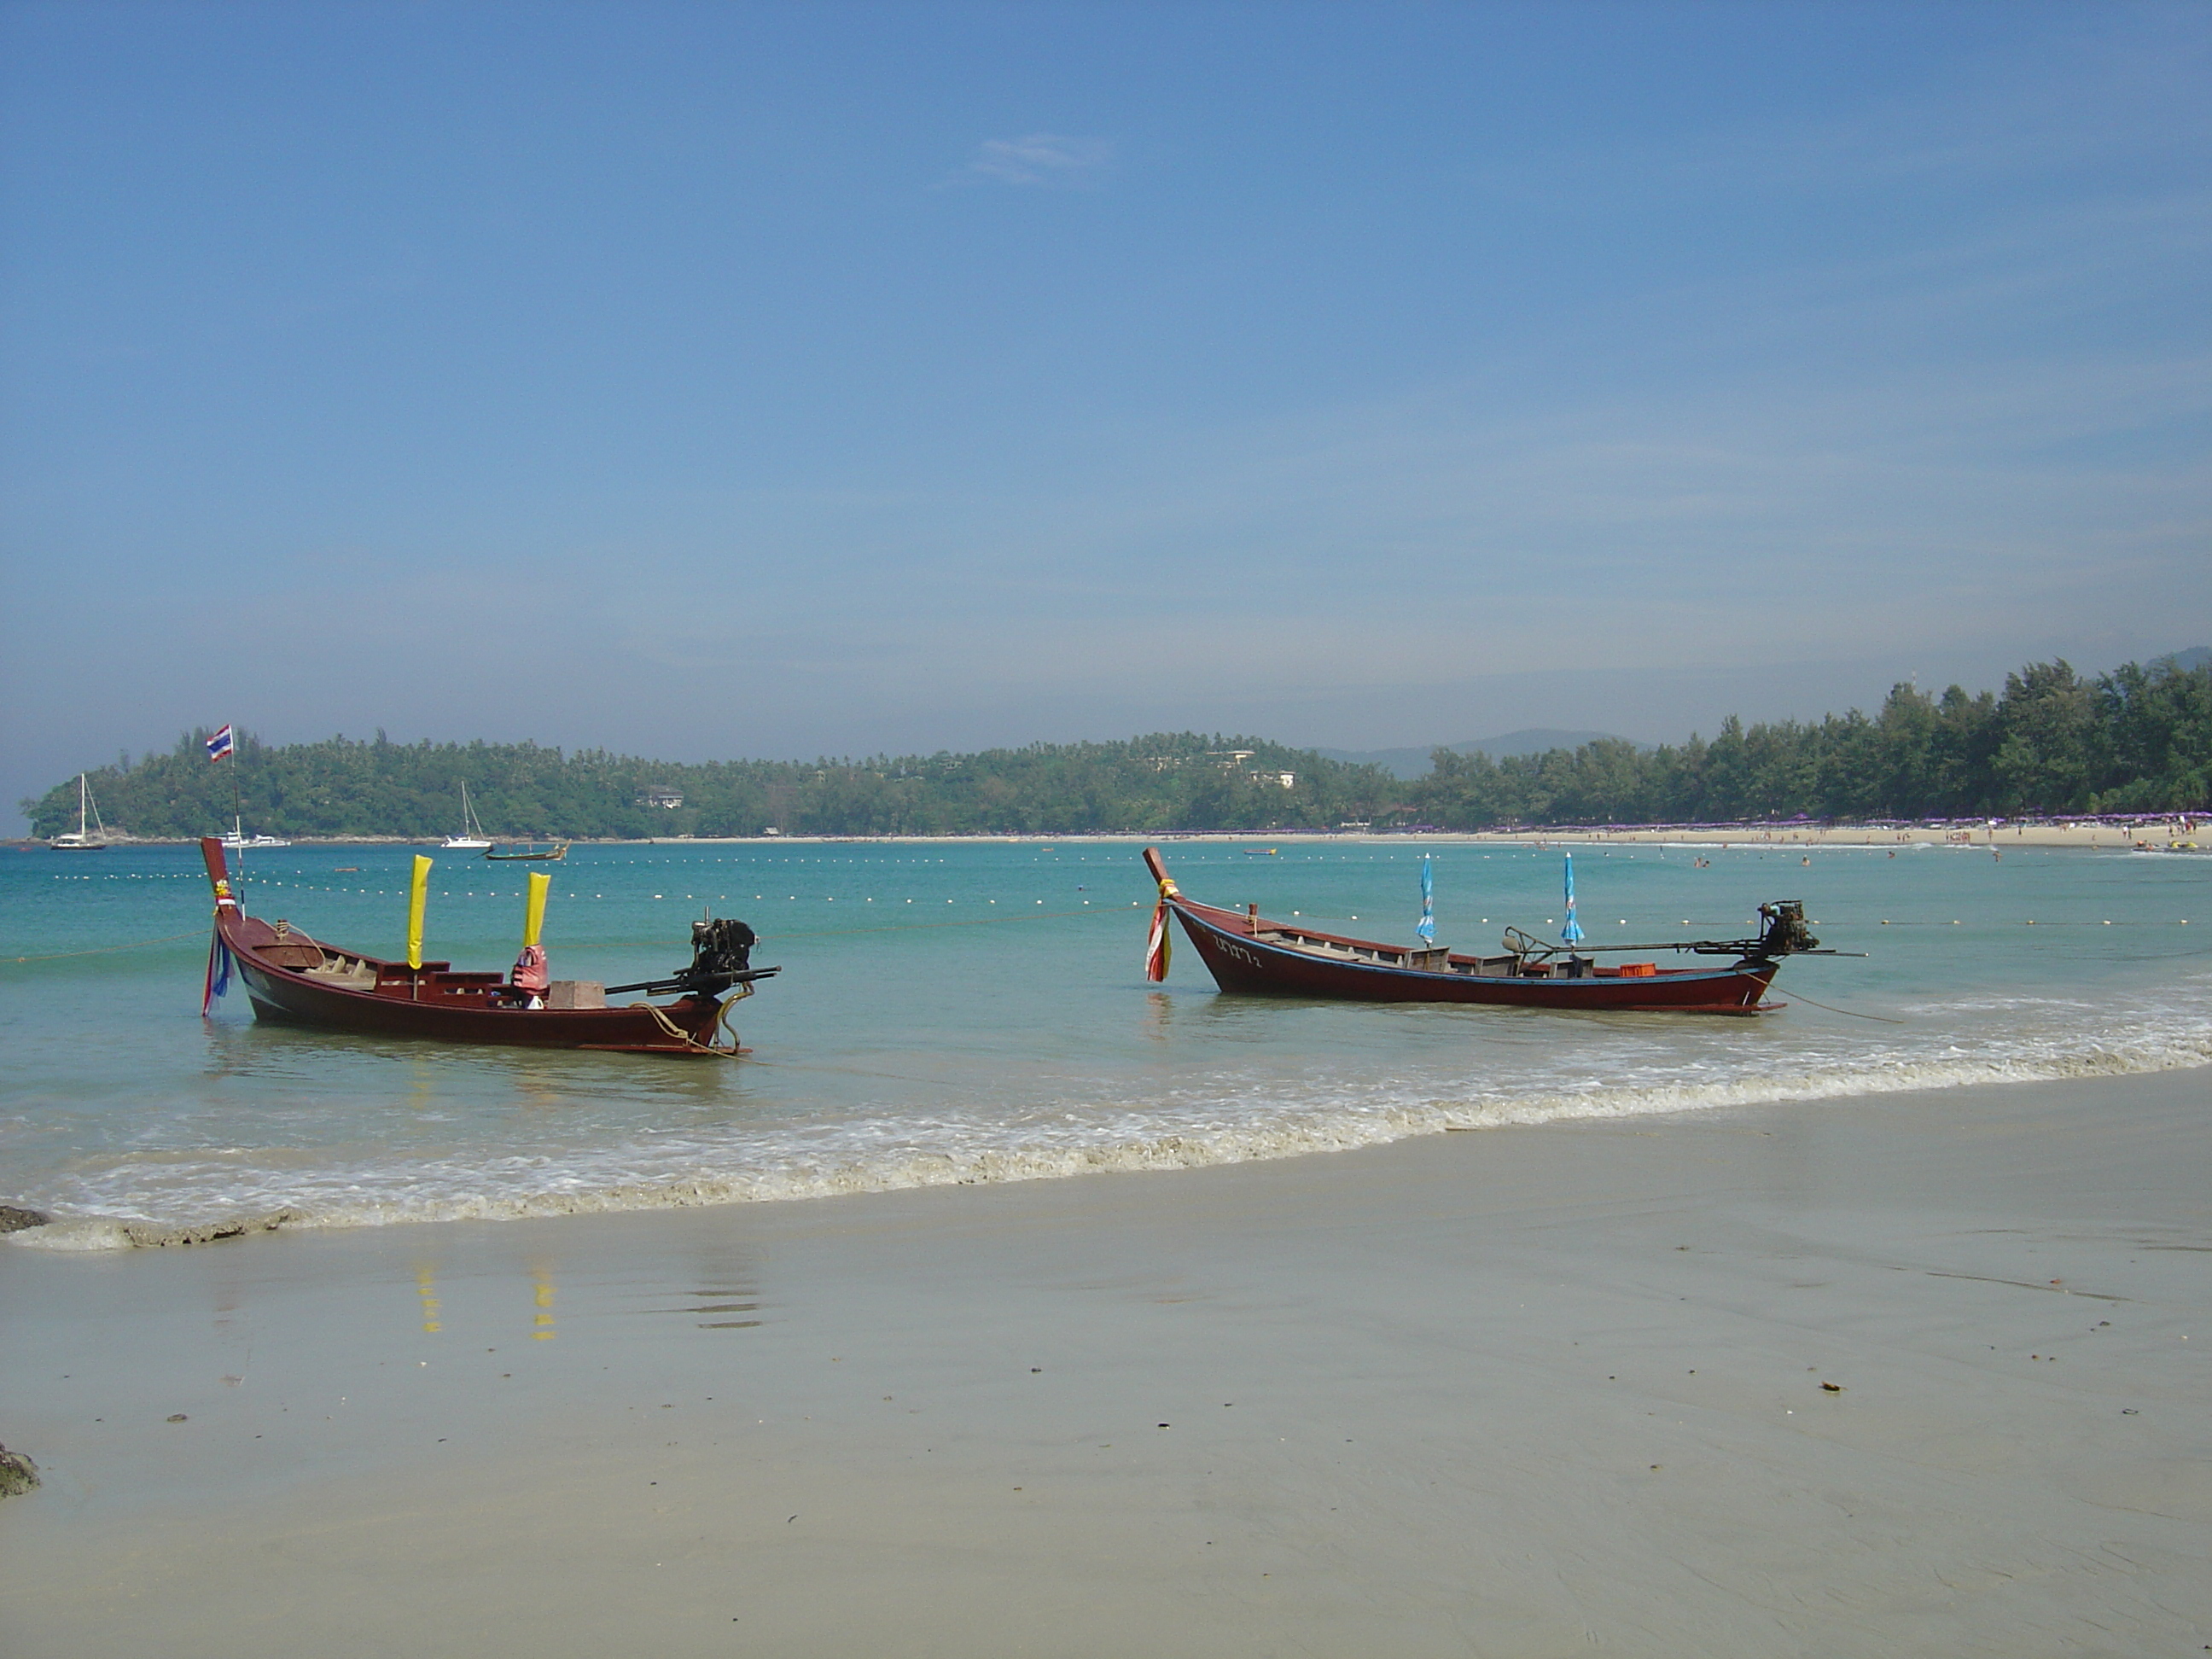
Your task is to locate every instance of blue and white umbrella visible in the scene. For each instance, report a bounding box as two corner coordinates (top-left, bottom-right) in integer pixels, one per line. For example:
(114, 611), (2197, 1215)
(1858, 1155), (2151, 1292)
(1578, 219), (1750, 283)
(1561, 853), (1585, 944)
(1417, 854), (1435, 945)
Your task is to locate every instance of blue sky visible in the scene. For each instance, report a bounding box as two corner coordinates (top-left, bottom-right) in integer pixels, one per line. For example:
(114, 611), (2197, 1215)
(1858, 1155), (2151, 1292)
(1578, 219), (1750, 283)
(3, 1), (2207, 828)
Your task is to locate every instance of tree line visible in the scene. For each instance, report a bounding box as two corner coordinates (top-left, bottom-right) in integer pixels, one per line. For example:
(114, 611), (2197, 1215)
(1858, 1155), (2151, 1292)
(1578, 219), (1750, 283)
(23, 731), (1395, 840)
(1406, 656), (2210, 827)
(22, 655), (2210, 841)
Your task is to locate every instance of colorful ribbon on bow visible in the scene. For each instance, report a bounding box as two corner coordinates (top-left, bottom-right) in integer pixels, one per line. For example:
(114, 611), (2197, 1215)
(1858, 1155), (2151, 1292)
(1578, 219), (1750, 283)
(1144, 874), (1179, 981)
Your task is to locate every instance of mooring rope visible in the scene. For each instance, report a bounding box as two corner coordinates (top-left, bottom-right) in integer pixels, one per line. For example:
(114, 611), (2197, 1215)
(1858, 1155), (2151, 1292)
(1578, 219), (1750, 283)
(626, 982), (754, 1057)
(4, 928), (204, 964)
(1775, 987), (1906, 1024)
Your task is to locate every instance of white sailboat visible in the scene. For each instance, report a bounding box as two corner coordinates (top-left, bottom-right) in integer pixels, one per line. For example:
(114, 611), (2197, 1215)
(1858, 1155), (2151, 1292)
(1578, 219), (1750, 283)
(443, 782), (492, 850)
(49, 773), (113, 851)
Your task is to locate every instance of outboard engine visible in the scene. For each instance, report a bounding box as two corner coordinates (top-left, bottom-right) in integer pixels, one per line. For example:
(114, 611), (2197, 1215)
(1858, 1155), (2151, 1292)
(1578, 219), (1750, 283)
(1680, 900), (1837, 960)
(684, 917), (757, 992)
(606, 915), (777, 1001)
(1754, 901), (1819, 958)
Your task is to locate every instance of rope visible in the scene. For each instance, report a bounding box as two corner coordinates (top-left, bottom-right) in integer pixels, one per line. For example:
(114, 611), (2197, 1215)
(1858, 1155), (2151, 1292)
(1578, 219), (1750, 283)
(779, 905), (1139, 940)
(1774, 987), (1906, 1024)
(625, 982), (754, 1057)
(1871, 919), (2186, 927)
(3, 928), (204, 964)
(543, 905), (1144, 949)
(0, 903), (1127, 975)
(626, 1002), (731, 1056)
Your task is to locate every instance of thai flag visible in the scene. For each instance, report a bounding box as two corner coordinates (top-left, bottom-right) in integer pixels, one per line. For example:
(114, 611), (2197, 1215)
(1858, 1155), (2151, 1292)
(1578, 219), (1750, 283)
(206, 725), (234, 762)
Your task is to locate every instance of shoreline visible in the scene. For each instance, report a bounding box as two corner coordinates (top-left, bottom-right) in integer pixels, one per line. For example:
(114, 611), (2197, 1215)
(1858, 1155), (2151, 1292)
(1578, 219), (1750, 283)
(3, 1067), (2207, 1654)
(14, 1041), (2210, 1254)
(6, 820), (2204, 852)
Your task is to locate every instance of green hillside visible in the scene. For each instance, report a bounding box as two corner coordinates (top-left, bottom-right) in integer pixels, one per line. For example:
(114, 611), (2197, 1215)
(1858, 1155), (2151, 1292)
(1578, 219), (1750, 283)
(22, 655), (2211, 840)
(1403, 656), (2211, 825)
(22, 731), (1394, 841)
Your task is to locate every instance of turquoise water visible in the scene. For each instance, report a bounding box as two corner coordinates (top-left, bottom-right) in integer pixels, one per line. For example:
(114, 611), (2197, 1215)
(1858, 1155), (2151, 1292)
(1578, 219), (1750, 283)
(3, 837), (2208, 1248)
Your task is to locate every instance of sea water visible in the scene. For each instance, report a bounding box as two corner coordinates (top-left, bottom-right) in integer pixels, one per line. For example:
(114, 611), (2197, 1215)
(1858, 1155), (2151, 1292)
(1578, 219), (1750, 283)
(3, 838), (2207, 1248)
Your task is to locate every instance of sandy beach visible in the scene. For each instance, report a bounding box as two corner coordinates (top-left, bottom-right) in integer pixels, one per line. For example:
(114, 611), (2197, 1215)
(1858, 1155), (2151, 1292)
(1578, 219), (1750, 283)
(1483, 822), (2203, 852)
(3, 1066), (2206, 1656)
(15, 817), (2205, 857)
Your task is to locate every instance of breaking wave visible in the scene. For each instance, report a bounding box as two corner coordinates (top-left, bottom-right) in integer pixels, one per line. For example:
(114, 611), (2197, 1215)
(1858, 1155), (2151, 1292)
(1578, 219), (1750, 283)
(18, 1020), (2210, 1252)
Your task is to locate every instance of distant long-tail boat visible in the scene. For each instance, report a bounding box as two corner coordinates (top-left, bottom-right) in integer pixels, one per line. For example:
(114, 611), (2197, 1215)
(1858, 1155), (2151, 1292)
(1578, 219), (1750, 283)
(1140, 847), (1841, 1013)
(197, 837), (776, 1054)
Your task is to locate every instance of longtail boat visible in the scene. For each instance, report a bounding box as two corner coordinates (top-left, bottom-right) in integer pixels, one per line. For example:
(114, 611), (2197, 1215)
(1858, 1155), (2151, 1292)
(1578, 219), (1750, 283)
(197, 837), (777, 1054)
(1140, 847), (1840, 1013)
(484, 841), (568, 862)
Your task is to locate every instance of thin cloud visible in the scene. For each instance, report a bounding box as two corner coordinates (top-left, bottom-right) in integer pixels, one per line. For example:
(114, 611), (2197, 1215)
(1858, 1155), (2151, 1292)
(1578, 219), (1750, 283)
(957, 132), (1113, 188)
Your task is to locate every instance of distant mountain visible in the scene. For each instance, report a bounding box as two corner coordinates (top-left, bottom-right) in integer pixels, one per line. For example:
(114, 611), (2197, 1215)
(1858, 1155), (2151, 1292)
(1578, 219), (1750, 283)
(2155, 645), (2210, 672)
(1315, 727), (1633, 781)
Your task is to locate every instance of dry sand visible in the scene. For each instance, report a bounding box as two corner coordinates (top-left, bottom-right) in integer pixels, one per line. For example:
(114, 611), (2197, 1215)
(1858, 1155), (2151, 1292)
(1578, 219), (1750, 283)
(655, 822), (2202, 850)
(1492, 822), (2200, 851)
(3, 1068), (2207, 1656)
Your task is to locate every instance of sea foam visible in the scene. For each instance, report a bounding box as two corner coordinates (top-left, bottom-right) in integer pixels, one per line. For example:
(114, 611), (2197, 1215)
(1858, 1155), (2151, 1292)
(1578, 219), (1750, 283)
(18, 1016), (2209, 1251)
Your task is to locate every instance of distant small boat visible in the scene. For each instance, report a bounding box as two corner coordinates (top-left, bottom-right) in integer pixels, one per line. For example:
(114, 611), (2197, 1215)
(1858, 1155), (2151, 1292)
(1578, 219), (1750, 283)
(1243, 847), (1278, 857)
(485, 842), (568, 862)
(48, 773), (113, 851)
(220, 817), (290, 851)
(442, 783), (492, 851)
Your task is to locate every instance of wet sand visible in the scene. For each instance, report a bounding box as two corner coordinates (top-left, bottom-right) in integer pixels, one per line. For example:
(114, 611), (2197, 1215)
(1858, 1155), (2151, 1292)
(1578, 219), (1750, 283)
(3, 1067), (2207, 1656)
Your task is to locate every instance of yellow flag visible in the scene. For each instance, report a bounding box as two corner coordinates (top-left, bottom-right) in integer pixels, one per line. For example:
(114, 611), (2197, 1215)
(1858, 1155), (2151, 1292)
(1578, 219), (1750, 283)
(407, 854), (432, 969)
(522, 870), (551, 947)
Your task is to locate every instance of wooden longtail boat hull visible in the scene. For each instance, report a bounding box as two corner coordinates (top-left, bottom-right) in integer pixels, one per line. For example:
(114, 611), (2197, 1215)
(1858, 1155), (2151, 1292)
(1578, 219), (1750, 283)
(1144, 850), (1779, 1012)
(201, 840), (742, 1055)
(1168, 897), (1775, 1009)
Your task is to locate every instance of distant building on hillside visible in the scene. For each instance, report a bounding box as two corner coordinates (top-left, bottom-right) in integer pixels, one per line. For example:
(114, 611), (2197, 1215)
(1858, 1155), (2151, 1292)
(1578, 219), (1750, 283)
(639, 787), (684, 810)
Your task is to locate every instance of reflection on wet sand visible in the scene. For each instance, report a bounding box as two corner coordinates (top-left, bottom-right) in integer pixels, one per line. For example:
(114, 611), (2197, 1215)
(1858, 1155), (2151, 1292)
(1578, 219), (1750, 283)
(385, 1252), (768, 1350)
(655, 1241), (763, 1329)
(530, 1265), (556, 1341)
(685, 1288), (762, 1330)
(688, 1242), (763, 1330)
